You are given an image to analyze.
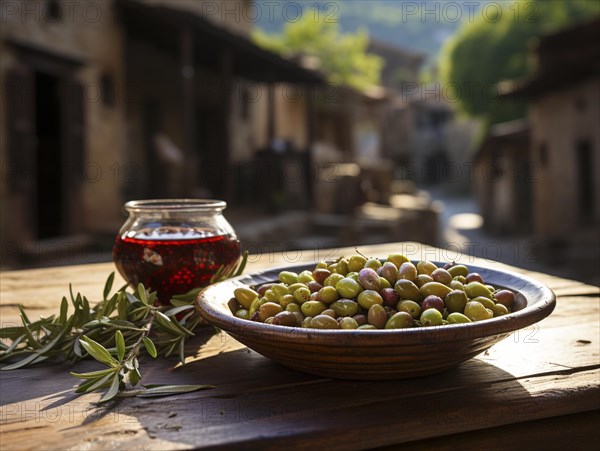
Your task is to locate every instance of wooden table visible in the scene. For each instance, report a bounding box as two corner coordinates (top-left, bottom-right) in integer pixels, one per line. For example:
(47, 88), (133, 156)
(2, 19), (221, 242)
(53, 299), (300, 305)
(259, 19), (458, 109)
(1, 243), (599, 450)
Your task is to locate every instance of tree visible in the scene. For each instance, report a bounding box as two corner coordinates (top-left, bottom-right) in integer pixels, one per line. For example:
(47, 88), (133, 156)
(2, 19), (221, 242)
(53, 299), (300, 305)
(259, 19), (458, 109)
(252, 11), (383, 91)
(439, 0), (600, 125)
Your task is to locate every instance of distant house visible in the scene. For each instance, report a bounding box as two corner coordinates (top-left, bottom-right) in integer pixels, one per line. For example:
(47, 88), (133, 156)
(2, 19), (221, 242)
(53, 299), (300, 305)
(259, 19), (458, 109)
(0, 0), (323, 257)
(477, 17), (600, 238)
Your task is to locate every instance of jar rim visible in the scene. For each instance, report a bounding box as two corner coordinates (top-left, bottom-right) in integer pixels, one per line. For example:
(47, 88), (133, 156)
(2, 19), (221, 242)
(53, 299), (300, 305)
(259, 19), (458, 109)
(124, 199), (227, 213)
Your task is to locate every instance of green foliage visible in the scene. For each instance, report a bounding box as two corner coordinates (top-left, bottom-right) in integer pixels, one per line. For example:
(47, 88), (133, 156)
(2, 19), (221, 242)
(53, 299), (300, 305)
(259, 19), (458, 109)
(0, 252), (249, 402)
(440, 0), (600, 125)
(253, 11), (383, 90)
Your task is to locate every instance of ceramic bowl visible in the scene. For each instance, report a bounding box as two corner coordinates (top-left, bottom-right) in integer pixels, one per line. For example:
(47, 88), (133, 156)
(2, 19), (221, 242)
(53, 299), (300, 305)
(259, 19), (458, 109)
(196, 262), (555, 379)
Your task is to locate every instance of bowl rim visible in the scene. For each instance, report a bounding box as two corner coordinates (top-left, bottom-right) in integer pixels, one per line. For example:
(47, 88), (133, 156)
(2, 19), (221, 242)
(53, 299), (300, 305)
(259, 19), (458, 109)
(196, 261), (556, 344)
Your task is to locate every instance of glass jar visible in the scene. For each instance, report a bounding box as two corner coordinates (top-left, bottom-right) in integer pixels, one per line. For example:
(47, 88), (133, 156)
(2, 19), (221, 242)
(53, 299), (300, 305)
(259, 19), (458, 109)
(113, 199), (241, 304)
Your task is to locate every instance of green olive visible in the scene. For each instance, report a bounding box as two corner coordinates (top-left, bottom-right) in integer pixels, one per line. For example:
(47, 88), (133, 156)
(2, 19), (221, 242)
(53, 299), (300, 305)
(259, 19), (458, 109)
(445, 290), (468, 313)
(464, 301), (493, 321)
(279, 294), (296, 308)
(293, 287), (311, 304)
(449, 280), (465, 291)
(234, 308), (250, 319)
(420, 282), (452, 299)
(385, 311), (414, 329)
(318, 286), (340, 304)
(301, 300), (327, 317)
(416, 261), (437, 276)
(315, 261), (328, 269)
(470, 296), (496, 310)
(414, 274), (434, 288)
(286, 302), (301, 313)
(336, 259), (349, 276)
(348, 255), (367, 272)
(367, 304), (387, 329)
(420, 308), (443, 326)
(297, 270), (314, 284)
(278, 271), (299, 285)
(396, 300), (422, 318)
(387, 253), (410, 268)
(302, 316), (313, 328)
(394, 279), (423, 302)
(379, 277), (392, 289)
(233, 287), (259, 309)
(331, 299), (359, 317)
(264, 290), (278, 303)
(397, 262), (418, 281)
(357, 324), (378, 330)
(491, 303), (509, 317)
(324, 273), (344, 287)
(357, 290), (384, 309)
(447, 312), (472, 324)
(321, 308), (336, 318)
(311, 314), (340, 329)
(259, 302), (283, 322)
(339, 317), (359, 329)
(336, 277), (363, 299)
(465, 282), (493, 300)
(448, 265), (469, 278)
(270, 283), (290, 299)
(287, 283), (307, 293)
(364, 258), (383, 270)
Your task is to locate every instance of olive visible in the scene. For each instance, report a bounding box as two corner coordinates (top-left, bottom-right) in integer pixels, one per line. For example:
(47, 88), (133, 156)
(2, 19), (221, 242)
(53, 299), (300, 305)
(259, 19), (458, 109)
(394, 279), (423, 302)
(336, 259), (349, 276)
(317, 286), (339, 304)
(264, 290), (278, 303)
(380, 288), (399, 307)
(312, 268), (331, 285)
(368, 304), (387, 329)
(348, 255), (367, 272)
(420, 282), (452, 299)
(279, 294), (296, 308)
(302, 316), (313, 328)
(454, 275), (467, 284)
(307, 281), (323, 293)
(445, 290), (468, 313)
(286, 303), (301, 313)
(380, 262), (399, 284)
(298, 270), (314, 284)
(234, 308), (250, 319)
(257, 283), (276, 297)
(414, 274), (434, 288)
(464, 301), (493, 321)
(466, 273), (484, 284)
(339, 317), (359, 329)
(420, 308), (443, 326)
(357, 324), (378, 330)
(447, 312), (472, 324)
(358, 268), (381, 291)
(387, 253), (410, 268)
(379, 277), (392, 289)
(416, 261), (437, 276)
(278, 271), (299, 285)
(249, 297), (261, 317)
(321, 309), (336, 318)
(301, 300), (327, 317)
(491, 303), (509, 317)
(315, 261), (328, 269)
(357, 290), (384, 309)
(233, 287), (259, 309)
(449, 280), (465, 291)
(365, 258), (383, 270)
(465, 282), (493, 300)
(287, 283), (307, 293)
(397, 262), (418, 281)
(311, 314), (340, 329)
(259, 302), (283, 322)
(331, 299), (359, 317)
(346, 272), (360, 282)
(396, 300), (421, 318)
(495, 290), (515, 308)
(309, 292), (319, 301)
(336, 277), (363, 299)
(264, 317), (274, 324)
(431, 268), (452, 285)
(271, 283), (290, 299)
(470, 296), (496, 310)
(272, 311), (298, 327)
(324, 273), (344, 287)
(353, 314), (368, 326)
(385, 311), (414, 329)
(292, 311), (304, 324)
(448, 265), (469, 278)
(293, 287), (311, 304)
(422, 295), (444, 313)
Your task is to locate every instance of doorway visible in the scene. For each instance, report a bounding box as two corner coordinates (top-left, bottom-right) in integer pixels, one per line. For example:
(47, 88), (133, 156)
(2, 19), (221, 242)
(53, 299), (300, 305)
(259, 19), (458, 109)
(34, 71), (64, 239)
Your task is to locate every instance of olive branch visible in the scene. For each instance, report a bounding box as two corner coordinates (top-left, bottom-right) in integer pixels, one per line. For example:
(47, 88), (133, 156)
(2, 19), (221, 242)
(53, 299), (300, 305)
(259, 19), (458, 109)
(0, 251), (248, 402)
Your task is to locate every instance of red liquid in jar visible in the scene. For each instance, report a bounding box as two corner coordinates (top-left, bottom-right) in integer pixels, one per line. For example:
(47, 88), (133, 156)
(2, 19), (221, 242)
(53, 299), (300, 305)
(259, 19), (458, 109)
(113, 228), (241, 304)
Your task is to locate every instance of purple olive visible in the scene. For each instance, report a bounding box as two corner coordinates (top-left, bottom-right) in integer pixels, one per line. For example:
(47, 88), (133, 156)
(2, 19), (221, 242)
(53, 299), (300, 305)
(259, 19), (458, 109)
(358, 268), (381, 291)
(312, 268), (331, 285)
(466, 273), (484, 284)
(307, 281), (323, 293)
(380, 288), (399, 307)
(422, 295), (444, 312)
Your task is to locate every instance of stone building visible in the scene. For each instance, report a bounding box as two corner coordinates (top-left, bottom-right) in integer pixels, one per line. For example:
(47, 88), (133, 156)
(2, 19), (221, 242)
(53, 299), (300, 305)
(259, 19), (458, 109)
(0, 0), (323, 261)
(476, 18), (600, 239)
